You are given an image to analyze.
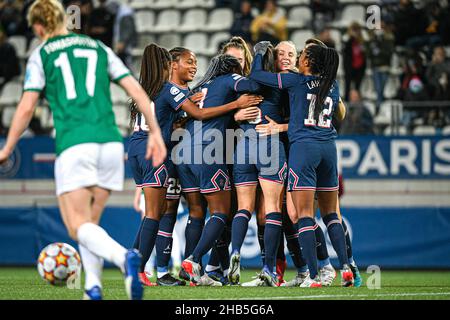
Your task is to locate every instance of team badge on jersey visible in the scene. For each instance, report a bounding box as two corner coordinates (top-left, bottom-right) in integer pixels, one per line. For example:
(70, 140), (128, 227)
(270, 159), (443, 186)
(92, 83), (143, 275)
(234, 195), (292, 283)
(170, 86), (180, 95)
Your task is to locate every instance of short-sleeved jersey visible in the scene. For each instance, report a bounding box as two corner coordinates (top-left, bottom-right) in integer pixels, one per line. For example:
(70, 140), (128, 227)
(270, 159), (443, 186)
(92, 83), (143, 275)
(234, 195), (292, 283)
(249, 53), (339, 144)
(24, 33), (130, 155)
(128, 82), (189, 157)
(183, 73), (260, 146)
(239, 80), (283, 131)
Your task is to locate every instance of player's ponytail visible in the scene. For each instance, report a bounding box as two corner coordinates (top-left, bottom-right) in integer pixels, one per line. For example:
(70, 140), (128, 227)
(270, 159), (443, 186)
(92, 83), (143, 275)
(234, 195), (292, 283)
(263, 44), (276, 73)
(192, 54), (242, 93)
(221, 36), (253, 76)
(129, 43), (171, 128)
(27, 0), (66, 36)
(305, 45), (339, 122)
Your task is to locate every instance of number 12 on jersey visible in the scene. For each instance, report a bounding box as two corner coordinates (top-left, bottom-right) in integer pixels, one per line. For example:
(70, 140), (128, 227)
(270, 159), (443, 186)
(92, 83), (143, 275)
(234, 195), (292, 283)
(304, 93), (333, 128)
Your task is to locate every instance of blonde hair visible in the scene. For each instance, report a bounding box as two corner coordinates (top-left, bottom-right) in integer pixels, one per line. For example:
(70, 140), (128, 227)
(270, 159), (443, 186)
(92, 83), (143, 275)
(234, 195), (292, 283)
(221, 36), (253, 76)
(275, 40), (296, 52)
(27, 0), (66, 35)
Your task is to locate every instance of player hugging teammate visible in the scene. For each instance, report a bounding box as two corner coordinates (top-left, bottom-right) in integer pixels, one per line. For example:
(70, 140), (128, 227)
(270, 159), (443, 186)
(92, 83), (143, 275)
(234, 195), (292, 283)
(130, 36), (362, 289)
(1, 0), (363, 300)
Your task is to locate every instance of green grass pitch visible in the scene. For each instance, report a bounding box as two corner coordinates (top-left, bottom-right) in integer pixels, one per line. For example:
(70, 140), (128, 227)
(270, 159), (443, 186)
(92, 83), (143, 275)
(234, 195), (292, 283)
(1, 267), (449, 300)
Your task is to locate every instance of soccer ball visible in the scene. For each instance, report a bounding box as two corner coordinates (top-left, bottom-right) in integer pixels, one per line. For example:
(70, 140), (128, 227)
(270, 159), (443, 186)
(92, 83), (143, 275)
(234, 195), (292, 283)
(37, 242), (82, 286)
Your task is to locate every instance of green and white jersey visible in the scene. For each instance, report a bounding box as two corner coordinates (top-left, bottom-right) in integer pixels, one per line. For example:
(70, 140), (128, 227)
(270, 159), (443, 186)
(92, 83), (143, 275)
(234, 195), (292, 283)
(24, 33), (131, 155)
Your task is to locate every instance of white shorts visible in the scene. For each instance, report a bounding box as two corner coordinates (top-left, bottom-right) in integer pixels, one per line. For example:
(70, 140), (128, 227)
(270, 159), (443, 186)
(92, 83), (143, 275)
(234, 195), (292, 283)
(55, 142), (124, 196)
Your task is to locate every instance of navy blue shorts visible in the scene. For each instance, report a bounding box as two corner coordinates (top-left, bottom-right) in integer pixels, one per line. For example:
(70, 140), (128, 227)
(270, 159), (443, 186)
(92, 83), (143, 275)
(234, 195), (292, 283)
(178, 162), (231, 194)
(165, 164), (182, 200)
(233, 133), (287, 187)
(128, 153), (175, 189)
(287, 140), (339, 192)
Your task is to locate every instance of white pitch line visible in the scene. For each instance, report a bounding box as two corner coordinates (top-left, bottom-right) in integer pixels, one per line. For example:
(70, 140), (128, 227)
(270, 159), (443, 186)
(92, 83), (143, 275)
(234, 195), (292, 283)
(238, 292), (450, 300)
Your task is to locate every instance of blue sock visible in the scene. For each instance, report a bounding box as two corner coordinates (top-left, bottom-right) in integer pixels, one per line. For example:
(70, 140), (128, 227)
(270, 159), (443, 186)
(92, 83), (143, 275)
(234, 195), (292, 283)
(138, 217), (160, 272)
(257, 224), (265, 265)
(318, 257), (331, 269)
(215, 224), (231, 271)
(283, 218), (307, 270)
(192, 213), (227, 263)
(342, 218), (353, 261)
(263, 212), (282, 273)
(184, 216), (204, 259)
(133, 218), (145, 249)
(231, 209), (252, 253)
(298, 217), (319, 279)
(315, 222), (329, 261)
(207, 224), (231, 273)
(323, 213), (349, 268)
(207, 248), (221, 272)
(155, 213), (177, 275)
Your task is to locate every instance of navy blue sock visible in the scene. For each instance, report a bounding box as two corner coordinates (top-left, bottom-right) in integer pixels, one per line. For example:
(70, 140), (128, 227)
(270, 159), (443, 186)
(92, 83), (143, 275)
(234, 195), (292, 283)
(342, 218), (353, 261)
(192, 213), (227, 263)
(298, 217), (319, 279)
(276, 231), (286, 261)
(231, 209), (252, 253)
(133, 218), (145, 249)
(257, 224), (265, 265)
(213, 225), (231, 272)
(138, 217), (160, 272)
(155, 213), (177, 274)
(315, 222), (329, 261)
(207, 247), (221, 271)
(184, 216), (204, 259)
(263, 212), (282, 273)
(283, 218), (307, 270)
(323, 213), (349, 268)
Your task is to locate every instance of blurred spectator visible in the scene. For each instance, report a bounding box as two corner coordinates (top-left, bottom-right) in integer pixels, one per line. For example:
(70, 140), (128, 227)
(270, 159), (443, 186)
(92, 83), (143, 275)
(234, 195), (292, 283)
(250, 0), (287, 46)
(316, 26), (336, 49)
(18, 0), (34, 45)
(366, 22), (395, 115)
(0, 27), (21, 91)
(230, 0), (254, 44)
(340, 90), (374, 135)
(343, 22), (366, 101)
(0, 0), (23, 36)
(392, 0), (428, 46)
(402, 1), (443, 54)
(88, 0), (115, 48)
(426, 46), (450, 100)
(399, 50), (429, 130)
(425, 46), (450, 127)
(310, 0), (339, 33)
(107, 0), (136, 68)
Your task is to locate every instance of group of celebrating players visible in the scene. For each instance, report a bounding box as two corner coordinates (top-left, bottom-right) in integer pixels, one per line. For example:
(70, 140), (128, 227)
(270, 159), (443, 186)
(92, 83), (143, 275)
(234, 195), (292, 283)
(0, 0), (362, 300)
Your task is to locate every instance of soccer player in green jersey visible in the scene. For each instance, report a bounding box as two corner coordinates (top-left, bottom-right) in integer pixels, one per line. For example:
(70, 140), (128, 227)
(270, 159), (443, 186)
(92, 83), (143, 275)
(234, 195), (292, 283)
(0, 0), (167, 300)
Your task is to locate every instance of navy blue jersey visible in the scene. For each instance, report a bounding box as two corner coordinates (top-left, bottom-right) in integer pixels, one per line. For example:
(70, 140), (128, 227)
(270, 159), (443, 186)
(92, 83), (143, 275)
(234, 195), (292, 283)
(184, 73), (260, 146)
(249, 53), (339, 144)
(128, 82), (189, 156)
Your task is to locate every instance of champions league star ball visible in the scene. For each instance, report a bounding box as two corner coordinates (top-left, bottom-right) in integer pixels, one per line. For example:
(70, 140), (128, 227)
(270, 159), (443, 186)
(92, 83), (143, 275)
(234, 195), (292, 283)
(37, 243), (82, 286)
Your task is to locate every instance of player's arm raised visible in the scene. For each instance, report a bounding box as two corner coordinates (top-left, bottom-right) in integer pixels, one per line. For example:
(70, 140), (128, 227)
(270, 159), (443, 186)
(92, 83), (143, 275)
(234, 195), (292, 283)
(119, 75), (167, 166)
(180, 93), (263, 121)
(0, 91), (40, 164)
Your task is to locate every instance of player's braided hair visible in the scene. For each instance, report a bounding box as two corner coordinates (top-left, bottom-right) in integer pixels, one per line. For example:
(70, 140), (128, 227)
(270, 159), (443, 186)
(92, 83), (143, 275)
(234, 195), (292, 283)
(27, 0), (66, 35)
(220, 36), (253, 76)
(192, 54), (243, 93)
(169, 47), (191, 62)
(304, 44), (339, 122)
(129, 43), (172, 128)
